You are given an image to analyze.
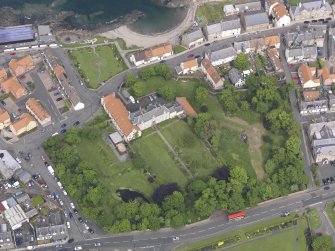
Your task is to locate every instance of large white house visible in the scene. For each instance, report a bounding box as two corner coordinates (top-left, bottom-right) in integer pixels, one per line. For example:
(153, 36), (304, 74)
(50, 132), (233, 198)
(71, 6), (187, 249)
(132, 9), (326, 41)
(272, 3), (291, 27)
(205, 47), (237, 66)
(130, 44), (174, 66)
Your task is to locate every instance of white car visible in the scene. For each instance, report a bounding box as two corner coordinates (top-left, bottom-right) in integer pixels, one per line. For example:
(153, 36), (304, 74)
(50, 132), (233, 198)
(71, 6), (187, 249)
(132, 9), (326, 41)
(172, 236), (180, 241)
(74, 246), (82, 250)
(63, 190), (68, 196)
(57, 182), (63, 189)
(15, 157), (21, 164)
(70, 202), (75, 209)
(66, 222), (70, 229)
(59, 199), (64, 206)
(83, 223), (89, 230)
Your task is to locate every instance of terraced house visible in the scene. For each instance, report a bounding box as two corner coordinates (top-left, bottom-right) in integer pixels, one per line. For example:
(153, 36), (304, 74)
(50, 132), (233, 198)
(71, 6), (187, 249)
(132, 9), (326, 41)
(130, 43), (174, 66)
(26, 98), (51, 126)
(289, 0), (333, 21)
(8, 55), (34, 77)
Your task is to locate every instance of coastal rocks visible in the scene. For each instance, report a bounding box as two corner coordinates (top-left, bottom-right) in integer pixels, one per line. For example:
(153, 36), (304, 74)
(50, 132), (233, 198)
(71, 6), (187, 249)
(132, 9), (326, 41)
(156, 0), (190, 8)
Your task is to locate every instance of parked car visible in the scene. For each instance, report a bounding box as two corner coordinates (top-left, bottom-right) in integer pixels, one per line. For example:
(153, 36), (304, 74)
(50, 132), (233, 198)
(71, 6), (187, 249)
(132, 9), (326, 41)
(205, 43), (210, 46)
(67, 238), (74, 243)
(70, 203), (75, 209)
(60, 129), (67, 134)
(78, 217), (83, 223)
(53, 92), (59, 96)
(281, 212), (290, 217)
(63, 190), (68, 196)
(83, 223), (89, 230)
(172, 236), (180, 241)
(74, 246), (82, 250)
(73, 209), (78, 215)
(94, 242), (101, 247)
(324, 186), (330, 190)
(15, 158), (21, 164)
(73, 121), (80, 126)
(187, 54), (194, 58)
(66, 222), (70, 229)
(56, 97), (63, 101)
(61, 123), (66, 128)
(88, 228), (94, 234)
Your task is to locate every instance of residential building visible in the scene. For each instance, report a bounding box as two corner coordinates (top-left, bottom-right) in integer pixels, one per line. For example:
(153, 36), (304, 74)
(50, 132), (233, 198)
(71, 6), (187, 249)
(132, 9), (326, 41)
(285, 28), (326, 48)
(264, 35), (281, 48)
(300, 98), (328, 115)
(176, 97), (197, 117)
(201, 59), (224, 90)
(228, 68), (245, 87)
(3, 204), (28, 230)
(204, 19), (241, 41)
(317, 67), (335, 86)
(0, 223), (14, 250)
(0, 108), (10, 130)
(303, 90), (320, 101)
(290, 0), (333, 21)
(242, 12), (270, 32)
(249, 38), (267, 52)
(266, 0), (284, 14)
(298, 64), (320, 88)
(15, 169), (31, 185)
(205, 47), (237, 66)
(26, 98), (51, 126)
(8, 56), (34, 76)
(101, 93), (141, 141)
(235, 1), (262, 13)
(0, 77), (27, 99)
(178, 58), (199, 75)
(35, 212), (67, 244)
(9, 113), (37, 137)
(266, 48), (284, 72)
(330, 28), (335, 40)
(181, 29), (204, 49)
(130, 43), (173, 66)
(224, 4), (239, 16)
(329, 95), (335, 111)
(285, 46), (317, 63)
(271, 3), (291, 27)
(0, 150), (21, 180)
(130, 103), (183, 130)
(308, 121), (335, 163)
(0, 69), (7, 82)
(234, 41), (251, 53)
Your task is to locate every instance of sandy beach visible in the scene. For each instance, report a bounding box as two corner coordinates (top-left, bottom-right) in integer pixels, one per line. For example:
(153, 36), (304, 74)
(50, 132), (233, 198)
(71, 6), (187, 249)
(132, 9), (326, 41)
(100, 2), (198, 48)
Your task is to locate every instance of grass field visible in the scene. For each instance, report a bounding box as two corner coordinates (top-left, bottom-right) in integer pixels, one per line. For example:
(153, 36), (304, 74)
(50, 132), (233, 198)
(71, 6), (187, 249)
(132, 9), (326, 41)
(308, 208), (322, 231)
(68, 44), (127, 89)
(176, 214), (306, 251)
(196, 1), (231, 24)
(160, 120), (219, 177)
(173, 45), (187, 54)
(132, 132), (188, 187)
(325, 201), (335, 228)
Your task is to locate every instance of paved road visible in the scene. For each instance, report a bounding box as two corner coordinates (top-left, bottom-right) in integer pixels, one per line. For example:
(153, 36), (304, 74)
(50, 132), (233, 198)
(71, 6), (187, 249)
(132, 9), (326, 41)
(4, 19), (335, 251)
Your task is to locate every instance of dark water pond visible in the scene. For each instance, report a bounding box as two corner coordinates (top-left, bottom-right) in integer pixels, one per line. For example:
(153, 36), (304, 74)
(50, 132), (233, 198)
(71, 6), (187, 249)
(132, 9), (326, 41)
(117, 188), (149, 203)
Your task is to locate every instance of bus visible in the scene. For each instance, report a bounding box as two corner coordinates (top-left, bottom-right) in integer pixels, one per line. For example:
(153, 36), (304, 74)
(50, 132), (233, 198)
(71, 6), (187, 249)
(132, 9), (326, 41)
(227, 211), (246, 221)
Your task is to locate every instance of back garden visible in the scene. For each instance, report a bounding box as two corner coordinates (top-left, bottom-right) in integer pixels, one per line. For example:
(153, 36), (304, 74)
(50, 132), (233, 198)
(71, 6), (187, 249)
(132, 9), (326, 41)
(43, 65), (307, 233)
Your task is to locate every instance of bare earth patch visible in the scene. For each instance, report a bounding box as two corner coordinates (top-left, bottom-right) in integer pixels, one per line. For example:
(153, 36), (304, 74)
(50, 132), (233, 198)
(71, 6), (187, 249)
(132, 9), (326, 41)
(221, 115), (265, 180)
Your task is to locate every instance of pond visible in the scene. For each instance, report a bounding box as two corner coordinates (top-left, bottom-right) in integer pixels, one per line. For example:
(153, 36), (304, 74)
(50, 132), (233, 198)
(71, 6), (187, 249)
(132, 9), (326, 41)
(116, 188), (149, 203)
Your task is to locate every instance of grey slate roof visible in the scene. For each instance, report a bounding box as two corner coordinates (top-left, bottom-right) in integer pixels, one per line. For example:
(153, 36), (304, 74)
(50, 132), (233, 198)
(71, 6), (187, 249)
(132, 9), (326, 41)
(286, 47), (303, 57)
(303, 46), (317, 58)
(330, 28), (335, 38)
(235, 1), (262, 11)
(309, 122), (335, 156)
(182, 29), (204, 43)
(244, 12), (269, 27)
(206, 19), (241, 35)
(234, 41), (251, 52)
(207, 47), (237, 62)
(0, 25), (34, 45)
(228, 68), (242, 85)
(291, 0), (332, 17)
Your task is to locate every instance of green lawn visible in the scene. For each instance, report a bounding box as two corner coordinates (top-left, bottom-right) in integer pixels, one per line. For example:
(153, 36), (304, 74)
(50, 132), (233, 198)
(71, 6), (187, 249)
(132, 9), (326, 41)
(173, 45), (187, 54)
(227, 220), (307, 251)
(160, 120), (219, 177)
(325, 201), (335, 228)
(132, 133), (188, 187)
(68, 44), (127, 89)
(218, 128), (256, 178)
(176, 214), (305, 251)
(308, 208), (322, 231)
(196, 1), (231, 24)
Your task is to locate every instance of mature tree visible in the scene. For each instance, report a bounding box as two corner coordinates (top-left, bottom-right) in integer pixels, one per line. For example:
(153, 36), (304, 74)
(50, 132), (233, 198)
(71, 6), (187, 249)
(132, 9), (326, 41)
(154, 64), (173, 80)
(64, 128), (80, 145)
(230, 166), (248, 184)
(312, 235), (334, 251)
(158, 85), (176, 101)
(240, 101), (249, 111)
(194, 113), (217, 141)
(234, 53), (251, 71)
(132, 83), (146, 97)
(188, 179), (208, 195)
(124, 74), (137, 87)
(195, 86), (209, 104)
(162, 191), (185, 213)
(285, 136), (301, 160)
(219, 86), (239, 114)
(139, 67), (155, 80)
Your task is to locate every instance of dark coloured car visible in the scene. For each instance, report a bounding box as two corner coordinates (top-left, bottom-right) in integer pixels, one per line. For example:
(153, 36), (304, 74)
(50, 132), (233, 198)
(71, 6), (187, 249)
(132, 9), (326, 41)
(322, 179), (327, 185)
(61, 123), (66, 128)
(187, 54), (194, 58)
(78, 217), (83, 223)
(312, 20), (318, 23)
(326, 17), (332, 21)
(73, 121), (80, 126)
(327, 177), (331, 184)
(0, 100), (6, 105)
(319, 19), (324, 22)
(195, 55), (201, 58)
(304, 21), (310, 24)
(44, 161), (49, 167)
(69, 212), (73, 218)
(56, 97), (63, 101)
(205, 43), (210, 46)
(73, 209), (78, 215)
(60, 129), (67, 134)
(160, 60), (166, 63)
(331, 177), (335, 183)
(324, 186), (330, 190)
(68, 238), (74, 244)
(88, 228), (95, 234)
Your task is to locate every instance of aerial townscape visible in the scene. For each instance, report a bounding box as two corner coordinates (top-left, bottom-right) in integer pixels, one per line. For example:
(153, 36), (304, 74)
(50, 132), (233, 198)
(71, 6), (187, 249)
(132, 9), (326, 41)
(2, 0), (335, 250)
